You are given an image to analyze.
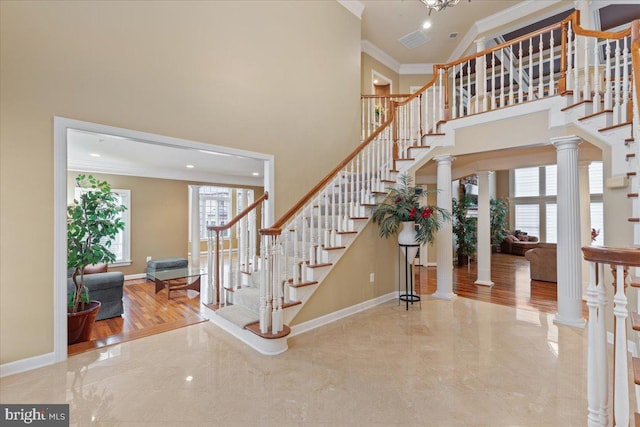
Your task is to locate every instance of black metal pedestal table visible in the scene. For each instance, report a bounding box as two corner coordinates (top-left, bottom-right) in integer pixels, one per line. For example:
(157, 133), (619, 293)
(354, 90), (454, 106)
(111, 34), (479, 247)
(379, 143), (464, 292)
(398, 243), (421, 311)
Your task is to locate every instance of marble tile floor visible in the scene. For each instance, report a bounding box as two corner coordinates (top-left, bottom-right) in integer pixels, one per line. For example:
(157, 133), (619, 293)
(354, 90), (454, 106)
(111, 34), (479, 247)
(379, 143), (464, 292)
(1, 298), (590, 426)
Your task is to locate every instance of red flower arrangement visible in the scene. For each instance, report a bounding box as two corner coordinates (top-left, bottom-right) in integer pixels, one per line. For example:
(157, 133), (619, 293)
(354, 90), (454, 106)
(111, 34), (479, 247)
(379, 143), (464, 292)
(591, 228), (600, 242)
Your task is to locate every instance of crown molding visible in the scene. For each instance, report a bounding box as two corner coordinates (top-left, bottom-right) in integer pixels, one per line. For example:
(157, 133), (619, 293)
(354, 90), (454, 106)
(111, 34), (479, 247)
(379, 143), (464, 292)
(337, 0), (364, 19)
(399, 63), (436, 75)
(68, 161), (263, 187)
(361, 40), (401, 73)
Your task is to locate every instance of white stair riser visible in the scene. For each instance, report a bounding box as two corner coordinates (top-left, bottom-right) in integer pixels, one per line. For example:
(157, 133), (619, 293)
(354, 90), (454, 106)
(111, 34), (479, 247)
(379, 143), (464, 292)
(305, 264), (331, 282)
(322, 248), (345, 264)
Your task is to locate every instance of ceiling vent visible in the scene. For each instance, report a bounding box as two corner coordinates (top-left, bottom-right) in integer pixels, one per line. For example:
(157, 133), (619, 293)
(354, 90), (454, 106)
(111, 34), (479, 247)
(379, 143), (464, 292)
(449, 32), (459, 39)
(398, 30), (430, 49)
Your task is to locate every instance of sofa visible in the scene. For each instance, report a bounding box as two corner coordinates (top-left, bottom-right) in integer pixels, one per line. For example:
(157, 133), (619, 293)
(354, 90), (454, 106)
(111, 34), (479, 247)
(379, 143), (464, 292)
(67, 264), (124, 320)
(524, 243), (557, 283)
(500, 230), (540, 256)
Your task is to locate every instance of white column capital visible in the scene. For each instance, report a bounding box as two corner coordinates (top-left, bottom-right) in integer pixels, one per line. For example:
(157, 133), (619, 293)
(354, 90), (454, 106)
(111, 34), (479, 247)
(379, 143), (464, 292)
(476, 170), (493, 178)
(552, 135), (582, 151)
(434, 154), (454, 165)
(474, 37), (487, 52)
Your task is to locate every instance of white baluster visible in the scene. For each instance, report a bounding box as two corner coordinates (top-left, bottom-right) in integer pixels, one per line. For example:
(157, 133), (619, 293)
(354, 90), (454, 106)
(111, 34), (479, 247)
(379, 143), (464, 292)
(219, 235), (225, 305)
(549, 29), (555, 96)
(574, 34), (580, 101)
(452, 65), (458, 119)
(474, 64), (480, 113)
(291, 226), (298, 284)
(518, 41), (524, 103)
(331, 180), (337, 247)
(324, 190), (330, 248)
(586, 261), (601, 427)
(300, 215), (307, 282)
(355, 152), (361, 216)
(604, 40), (612, 110)
(259, 238), (268, 333)
(466, 62), (471, 114)
(361, 97), (365, 140)
(509, 45), (514, 105)
(528, 38), (534, 101)
(613, 264), (629, 427)
(583, 32), (591, 101)
(282, 231), (289, 304)
(228, 229), (234, 293)
(614, 39), (621, 124)
(538, 35), (544, 99)
(493, 52), (498, 109)
(621, 36), (629, 123)
(431, 83), (436, 131)
(596, 263), (608, 426)
(438, 68), (444, 123)
(206, 226), (215, 304)
(499, 48), (505, 107)
(459, 63), (464, 116)
(593, 38), (601, 113)
(567, 22), (573, 91)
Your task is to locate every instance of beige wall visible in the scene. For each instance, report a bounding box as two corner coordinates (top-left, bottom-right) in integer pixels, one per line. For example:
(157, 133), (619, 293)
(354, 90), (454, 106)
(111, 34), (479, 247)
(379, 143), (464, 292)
(292, 222), (397, 324)
(361, 53), (399, 95)
(1, 1), (360, 364)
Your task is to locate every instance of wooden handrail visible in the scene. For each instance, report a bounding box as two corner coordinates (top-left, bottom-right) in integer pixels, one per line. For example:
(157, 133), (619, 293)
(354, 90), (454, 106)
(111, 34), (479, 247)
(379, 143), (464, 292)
(261, 107), (396, 235)
(582, 246), (640, 266)
(569, 10), (631, 39)
(361, 94), (415, 99)
(209, 191), (269, 232)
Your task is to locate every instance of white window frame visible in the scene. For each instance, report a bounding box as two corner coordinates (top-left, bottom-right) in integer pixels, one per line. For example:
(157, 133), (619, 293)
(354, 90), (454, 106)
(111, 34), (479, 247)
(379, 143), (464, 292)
(74, 187), (131, 267)
(199, 186), (232, 241)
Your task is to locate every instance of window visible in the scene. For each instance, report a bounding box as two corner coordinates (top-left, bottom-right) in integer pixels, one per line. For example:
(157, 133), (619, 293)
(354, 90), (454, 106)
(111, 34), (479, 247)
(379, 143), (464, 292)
(515, 204), (540, 237)
(514, 167), (539, 197)
(590, 202), (604, 245)
(199, 186), (231, 239)
(589, 162), (603, 194)
(545, 203), (557, 243)
(545, 165), (557, 196)
(74, 187), (131, 266)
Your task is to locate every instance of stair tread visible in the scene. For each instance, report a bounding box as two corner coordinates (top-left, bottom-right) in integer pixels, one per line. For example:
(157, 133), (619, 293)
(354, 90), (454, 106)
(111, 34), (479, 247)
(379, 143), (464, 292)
(630, 282), (640, 288)
(628, 193), (639, 198)
(633, 357), (640, 385)
(337, 231), (357, 235)
(307, 262), (332, 268)
(632, 313), (640, 331)
(423, 133), (445, 137)
(629, 218), (640, 223)
(245, 322), (291, 339)
(397, 157), (416, 161)
(626, 153), (636, 158)
(282, 300), (301, 309)
(578, 109), (613, 121)
(350, 216), (369, 219)
(408, 145), (431, 149)
(323, 246), (346, 251)
(216, 305), (260, 328)
(599, 120), (632, 132)
(560, 99), (593, 112)
(628, 172), (637, 176)
(289, 280), (319, 288)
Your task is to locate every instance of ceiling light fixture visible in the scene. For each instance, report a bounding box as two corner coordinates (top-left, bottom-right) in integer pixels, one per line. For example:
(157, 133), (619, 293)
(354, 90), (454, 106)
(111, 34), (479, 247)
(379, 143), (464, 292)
(419, 0), (469, 15)
(252, 172), (260, 176)
(90, 153), (101, 158)
(422, 21), (432, 30)
(186, 164), (195, 169)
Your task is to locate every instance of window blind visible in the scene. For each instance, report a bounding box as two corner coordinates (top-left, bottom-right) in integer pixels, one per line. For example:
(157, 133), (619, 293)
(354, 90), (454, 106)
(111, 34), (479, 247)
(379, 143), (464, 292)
(514, 167), (540, 197)
(545, 203), (557, 243)
(515, 204), (540, 237)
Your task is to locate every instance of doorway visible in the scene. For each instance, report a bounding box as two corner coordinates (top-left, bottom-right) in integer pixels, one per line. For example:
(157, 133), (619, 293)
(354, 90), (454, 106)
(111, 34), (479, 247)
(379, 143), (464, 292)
(54, 117), (275, 362)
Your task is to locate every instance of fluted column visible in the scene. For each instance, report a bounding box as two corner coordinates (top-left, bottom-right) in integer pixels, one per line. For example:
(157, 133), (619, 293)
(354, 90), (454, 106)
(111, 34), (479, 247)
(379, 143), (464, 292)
(579, 161), (592, 299)
(475, 171), (494, 286)
(433, 155), (456, 300)
(190, 185), (201, 268)
(553, 136), (585, 328)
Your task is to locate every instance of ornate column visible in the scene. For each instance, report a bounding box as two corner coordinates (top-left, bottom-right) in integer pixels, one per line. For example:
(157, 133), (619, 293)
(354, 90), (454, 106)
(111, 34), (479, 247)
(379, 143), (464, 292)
(433, 155), (456, 300)
(579, 161), (592, 298)
(553, 136), (585, 327)
(475, 171), (494, 286)
(190, 185), (201, 268)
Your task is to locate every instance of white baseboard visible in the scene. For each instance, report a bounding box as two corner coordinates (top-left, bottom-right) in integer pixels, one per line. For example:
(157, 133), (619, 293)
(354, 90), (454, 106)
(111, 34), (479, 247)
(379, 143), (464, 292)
(0, 352), (57, 378)
(426, 262), (438, 267)
(606, 331), (638, 357)
(289, 291), (398, 337)
(124, 273), (147, 281)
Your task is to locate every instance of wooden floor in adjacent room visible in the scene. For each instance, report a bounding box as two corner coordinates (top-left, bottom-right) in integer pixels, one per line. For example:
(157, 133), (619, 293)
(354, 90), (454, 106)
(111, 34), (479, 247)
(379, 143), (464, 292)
(416, 252), (586, 316)
(68, 278), (207, 356)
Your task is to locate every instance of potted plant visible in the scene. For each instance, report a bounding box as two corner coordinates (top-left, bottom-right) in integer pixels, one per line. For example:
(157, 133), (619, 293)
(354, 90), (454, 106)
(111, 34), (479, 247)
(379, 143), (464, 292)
(371, 174), (450, 247)
(490, 198), (509, 252)
(67, 174), (126, 344)
(452, 194), (477, 266)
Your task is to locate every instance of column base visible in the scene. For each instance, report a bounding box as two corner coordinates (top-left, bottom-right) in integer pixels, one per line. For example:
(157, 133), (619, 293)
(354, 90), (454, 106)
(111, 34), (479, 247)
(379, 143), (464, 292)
(553, 313), (586, 328)
(431, 291), (457, 301)
(474, 280), (494, 287)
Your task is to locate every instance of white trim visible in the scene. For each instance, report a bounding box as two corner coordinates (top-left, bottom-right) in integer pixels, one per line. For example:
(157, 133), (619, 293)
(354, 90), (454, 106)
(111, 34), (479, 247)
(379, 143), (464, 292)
(399, 63), (436, 75)
(0, 352), (57, 378)
(124, 273), (147, 281)
(361, 40), (401, 74)
(289, 291), (398, 337)
(51, 116), (275, 372)
(371, 70), (393, 93)
(68, 162), (263, 187)
(110, 260), (132, 267)
(606, 331), (638, 358)
(336, 0), (364, 19)
(475, 280), (495, 287)
(426, 262), (438, 267)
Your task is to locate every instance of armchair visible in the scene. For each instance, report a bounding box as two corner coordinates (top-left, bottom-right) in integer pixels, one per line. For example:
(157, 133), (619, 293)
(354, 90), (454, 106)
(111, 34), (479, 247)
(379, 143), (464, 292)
(524, 243), (557, 283)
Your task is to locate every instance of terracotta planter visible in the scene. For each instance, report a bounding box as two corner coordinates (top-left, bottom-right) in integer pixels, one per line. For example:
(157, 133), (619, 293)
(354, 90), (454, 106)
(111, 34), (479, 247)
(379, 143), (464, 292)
(67, 301), (101, 345)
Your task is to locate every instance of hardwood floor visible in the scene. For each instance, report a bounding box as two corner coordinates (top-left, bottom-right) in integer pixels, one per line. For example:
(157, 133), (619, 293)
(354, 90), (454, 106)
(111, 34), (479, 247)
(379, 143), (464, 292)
(416, 252), (588, 316)
(68, 278), (207, 356)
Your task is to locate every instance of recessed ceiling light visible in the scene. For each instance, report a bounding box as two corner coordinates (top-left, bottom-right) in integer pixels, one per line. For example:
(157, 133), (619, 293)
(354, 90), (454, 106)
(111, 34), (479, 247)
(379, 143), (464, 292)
(373, 79), (378, 84)
(252, 172), (260, 176)
(186, 164), (195, 169)
(90, 153), (101, 158)
(423, 21), (432, 30)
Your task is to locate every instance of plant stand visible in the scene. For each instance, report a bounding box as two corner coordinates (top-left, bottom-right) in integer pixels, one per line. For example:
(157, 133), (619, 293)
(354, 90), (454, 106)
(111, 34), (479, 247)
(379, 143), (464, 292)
(398, 244), (421, 311)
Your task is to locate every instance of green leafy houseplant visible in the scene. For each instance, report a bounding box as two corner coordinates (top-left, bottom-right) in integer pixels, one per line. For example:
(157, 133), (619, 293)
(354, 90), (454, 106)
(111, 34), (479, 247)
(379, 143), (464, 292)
(67, 175), (126, 314)
(371, 174), (450, 245)
(452, 194), (477, 264)
(490, 198), (509, 251)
